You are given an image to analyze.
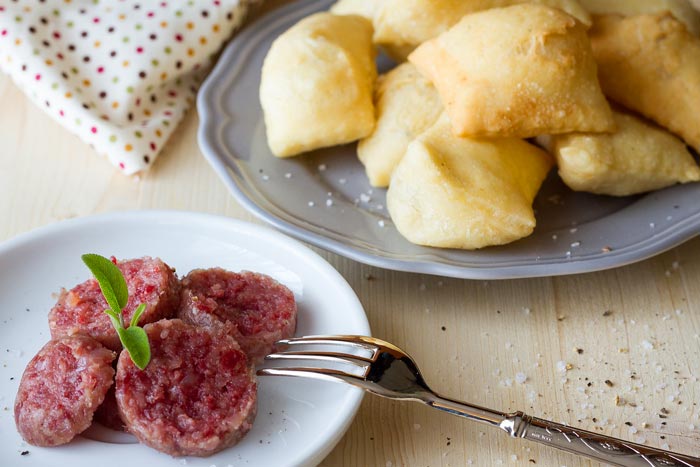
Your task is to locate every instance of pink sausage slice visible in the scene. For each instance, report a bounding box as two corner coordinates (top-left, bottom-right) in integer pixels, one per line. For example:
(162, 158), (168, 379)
(177, 269), (297, 364)
(116, 319), (257, 457)
(14, 336), (116, 446)
(49, 256), (180, 351)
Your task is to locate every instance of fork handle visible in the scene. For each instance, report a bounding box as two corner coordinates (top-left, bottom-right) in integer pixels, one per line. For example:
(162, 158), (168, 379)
(507, 412), (700, 467)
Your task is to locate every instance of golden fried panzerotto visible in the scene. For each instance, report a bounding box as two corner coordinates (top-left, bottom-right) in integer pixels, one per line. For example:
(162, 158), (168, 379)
(387, 115), (553, 250)
(329, 0), (376, 21)
(590, 12), (700, 151)
(259, 13), (376, 157)
(549, 109), (700, 196)
(579, 0), (700, 36)
(409, 4), (614, 139)
(373, 0), (591, 58)
(357, 63), (443, 187)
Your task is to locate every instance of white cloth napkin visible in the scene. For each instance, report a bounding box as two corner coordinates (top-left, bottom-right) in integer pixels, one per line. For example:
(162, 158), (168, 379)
(0, 0), (251, 174)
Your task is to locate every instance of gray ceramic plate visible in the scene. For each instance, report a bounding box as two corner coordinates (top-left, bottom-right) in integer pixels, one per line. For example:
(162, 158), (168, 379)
(197, 0), (700, 280)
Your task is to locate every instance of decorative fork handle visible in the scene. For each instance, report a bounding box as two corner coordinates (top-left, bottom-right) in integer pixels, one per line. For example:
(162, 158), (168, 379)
(505, 412), (700, 467)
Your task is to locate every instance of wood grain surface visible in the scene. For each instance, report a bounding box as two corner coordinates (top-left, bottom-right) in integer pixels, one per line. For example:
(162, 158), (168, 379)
(1, 2), (700, 466)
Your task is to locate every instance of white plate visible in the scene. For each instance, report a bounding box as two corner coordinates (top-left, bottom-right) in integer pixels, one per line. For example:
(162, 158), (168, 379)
(0, 211), (370, 467)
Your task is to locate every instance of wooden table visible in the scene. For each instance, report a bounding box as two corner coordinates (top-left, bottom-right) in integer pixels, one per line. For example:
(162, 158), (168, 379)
(2, 9), (700, 467)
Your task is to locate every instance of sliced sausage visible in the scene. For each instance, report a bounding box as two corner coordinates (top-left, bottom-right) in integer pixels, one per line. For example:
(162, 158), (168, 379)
(178, 269), (297, 363)
(116, 319), (257, 457)
(14, 336), (116, 446)
(49, 256), (180, 351)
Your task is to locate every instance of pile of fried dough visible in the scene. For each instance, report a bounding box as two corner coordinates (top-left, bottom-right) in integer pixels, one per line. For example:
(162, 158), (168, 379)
(259, 0), (700, 250)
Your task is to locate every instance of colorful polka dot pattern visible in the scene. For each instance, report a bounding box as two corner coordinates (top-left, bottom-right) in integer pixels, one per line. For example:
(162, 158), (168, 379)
(0, 0), (250, 174)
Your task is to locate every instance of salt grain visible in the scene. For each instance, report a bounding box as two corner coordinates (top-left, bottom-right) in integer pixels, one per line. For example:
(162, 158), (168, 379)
(413, 423), (421, 431)
(339, 178), (347, 184)
(505, 342), (514, 350)
(650, 222), (655, 228)
(325, 199), (333, 207)
(284, 172), (292, 179)
(515, 373), (527, 384)
(556, 361), (571, 372)
(641, 340), (654, 350)
(570, 228), (578, 234)
(261, 174), (269, 181)
(570, 241), (581, 248)
(318, 164), (327, 171)
(307, 201), (315, 207)
(552, 234), (558, 240)
(360, 193), (371, 203)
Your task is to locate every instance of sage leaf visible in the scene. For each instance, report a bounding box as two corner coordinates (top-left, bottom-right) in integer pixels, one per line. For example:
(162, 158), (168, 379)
(118, 326), (151, 370)
(82, 254), (128, 312)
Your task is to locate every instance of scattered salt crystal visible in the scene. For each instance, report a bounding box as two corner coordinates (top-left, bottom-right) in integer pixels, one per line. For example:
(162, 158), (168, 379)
(668, 395), (675, 402)
(413, 423), (421, 431)
(665, 270), (671, 277)
(339, 178), (347, 184)
(378, 220), (385, 228)
(437, 281), (443, 287)
(629, 426), (638, 434)
(505, 342), (514, 350)
(284, 172), (292, 179)
(635, 437), (646, 444)
(308, 201), (315, 207)
(569, 228), (578, 234)
(325, 199), (333, 207)
(419, 284), (426, 291)
(662, 443), (670, 450)
(556, 361), (571, 372)
(666, 215), (672, 221)
(641, 340), (654, 350)
(552, 234), (558, 240)
(565, 251), (572, 257)
(318, 164), (327, 171)
(467, 459), (474, 465)
(511, 454), (518, 462)
(386, 461), (393, 467)
(502, 378), (513, 387)
(180, 460), (188, 465)
(377, 204), (384, 210)
(515, 373), (527, 384)
(570, 241), (581, 248)
(672, 261), (679, 269)
(690, 424), (695, 430)
(496, 459), (504, 465)
(675, 309), (683, 316)
(360, 193), (371, 203)
(662, 314), (671, 321)
(522, 307), (531, 315)
(261, 174), (269, 181)
(494, 368), (501, 376)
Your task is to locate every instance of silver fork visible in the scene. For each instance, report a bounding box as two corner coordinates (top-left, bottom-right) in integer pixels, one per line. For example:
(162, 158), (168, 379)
(258, 335), (700, 467)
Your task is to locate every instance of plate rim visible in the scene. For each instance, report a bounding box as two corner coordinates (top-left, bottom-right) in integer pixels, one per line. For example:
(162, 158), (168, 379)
(197, 0), (700, 280)
(0, 209), (370, 467)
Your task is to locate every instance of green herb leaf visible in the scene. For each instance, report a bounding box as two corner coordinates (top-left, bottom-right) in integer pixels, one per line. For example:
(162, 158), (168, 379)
(82, 254), (151, 370)
(118, 326), (151, 370)
(82, 254), (129, 312)
(104, 308), (122, 330)
(130, 303), (146, 328)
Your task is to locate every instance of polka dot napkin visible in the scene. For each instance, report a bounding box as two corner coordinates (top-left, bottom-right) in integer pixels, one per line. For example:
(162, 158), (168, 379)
(0, 0), (252, 174)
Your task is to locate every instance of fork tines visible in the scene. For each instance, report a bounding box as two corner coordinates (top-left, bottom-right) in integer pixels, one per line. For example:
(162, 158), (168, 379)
(257, 335), (379, 382)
